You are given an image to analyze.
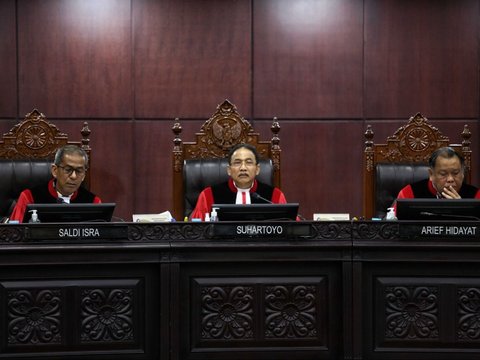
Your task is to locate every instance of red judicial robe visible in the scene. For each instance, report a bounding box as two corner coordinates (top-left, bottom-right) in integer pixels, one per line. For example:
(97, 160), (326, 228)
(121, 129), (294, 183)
(191, 178), (287, 220)
(394, 179), (480, 214)
(10, 179), (102, 223)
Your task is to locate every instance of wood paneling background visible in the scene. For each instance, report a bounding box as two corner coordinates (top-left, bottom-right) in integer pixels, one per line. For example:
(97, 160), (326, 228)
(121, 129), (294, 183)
(0, 0), (479, 221)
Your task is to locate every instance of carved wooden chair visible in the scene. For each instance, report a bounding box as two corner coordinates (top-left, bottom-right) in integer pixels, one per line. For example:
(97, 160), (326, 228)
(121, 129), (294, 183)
(172, 99), (281, 220)
(363, 113), (471, 219)
(0, 109), (91, 218)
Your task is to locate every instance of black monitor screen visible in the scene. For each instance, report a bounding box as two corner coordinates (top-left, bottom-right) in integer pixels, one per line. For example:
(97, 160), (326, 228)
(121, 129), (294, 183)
(212, 203), (299, 221)
(23, 203), (116, 223)
(396, 198), (480, 221)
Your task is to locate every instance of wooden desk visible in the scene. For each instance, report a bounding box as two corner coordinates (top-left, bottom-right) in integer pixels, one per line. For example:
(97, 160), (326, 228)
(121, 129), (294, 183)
(0, 221), (479, 360)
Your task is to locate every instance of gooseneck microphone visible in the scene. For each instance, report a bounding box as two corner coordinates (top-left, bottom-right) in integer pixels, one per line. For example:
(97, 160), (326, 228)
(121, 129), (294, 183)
(420, 211), (480, 221)
(251, 192), (273, 204)
(251, 192), (306, 220)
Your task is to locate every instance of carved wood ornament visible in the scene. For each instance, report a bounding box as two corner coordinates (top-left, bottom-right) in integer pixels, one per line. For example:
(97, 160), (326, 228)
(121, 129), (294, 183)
(172, 100), (281, 220)
(363, 113), (471, 218)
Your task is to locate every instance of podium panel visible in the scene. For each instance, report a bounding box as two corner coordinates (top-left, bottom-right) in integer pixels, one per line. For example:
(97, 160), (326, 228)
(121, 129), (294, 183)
(0, 221), (479, 359)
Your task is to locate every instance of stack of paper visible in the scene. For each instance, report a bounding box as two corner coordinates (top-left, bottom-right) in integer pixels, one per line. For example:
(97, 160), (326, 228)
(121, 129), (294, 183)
(132, 211), (174, 222)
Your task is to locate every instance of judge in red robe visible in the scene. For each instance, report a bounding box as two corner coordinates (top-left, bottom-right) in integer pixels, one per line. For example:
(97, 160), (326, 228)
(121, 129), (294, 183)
(10, 145), (101, 223)
(190, 144), (287, 220)
(394, 147), (480, 214)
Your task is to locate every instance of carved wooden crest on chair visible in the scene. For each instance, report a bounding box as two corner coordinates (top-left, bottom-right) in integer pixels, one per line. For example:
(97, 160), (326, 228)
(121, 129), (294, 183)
(172, 99), (281, 219)
(363, 113), (471, 218)
(0, 109), (91, 159)
(0, 110), (93, 218)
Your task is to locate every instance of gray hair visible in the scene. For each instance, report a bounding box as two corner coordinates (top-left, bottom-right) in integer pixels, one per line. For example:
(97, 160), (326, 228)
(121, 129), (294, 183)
(54, 145), (89, 168)
(228, 143), (259, 165)
(428, 146), (464, 170)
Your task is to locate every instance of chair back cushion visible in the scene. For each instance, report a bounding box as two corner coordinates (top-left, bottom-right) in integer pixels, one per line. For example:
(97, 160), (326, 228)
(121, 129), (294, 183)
(375, 163), (430, 218)
(183, 158), (273, 217)
(0, 160), (53, 218)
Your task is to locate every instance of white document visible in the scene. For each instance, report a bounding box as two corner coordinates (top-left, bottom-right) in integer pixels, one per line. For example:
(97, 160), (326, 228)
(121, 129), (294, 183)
(132, 211), (173, 222)
(313, 213), (350, 221)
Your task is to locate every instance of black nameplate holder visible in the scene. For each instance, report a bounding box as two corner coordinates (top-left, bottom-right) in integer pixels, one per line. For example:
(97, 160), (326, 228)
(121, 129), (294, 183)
(26, 224), (128, 241)
(207, 222), (312, 239)
(399, 222), (479, 240)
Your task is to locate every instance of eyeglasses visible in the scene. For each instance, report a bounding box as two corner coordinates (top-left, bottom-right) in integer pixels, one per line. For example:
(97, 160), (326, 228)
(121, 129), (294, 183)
(57, 165), (87, 176)
(229, 159), (257, 168)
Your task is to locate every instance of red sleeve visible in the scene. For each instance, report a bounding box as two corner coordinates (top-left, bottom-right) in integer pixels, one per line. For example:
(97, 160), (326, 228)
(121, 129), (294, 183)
(271, 188), (287, 204)
(10, 192), (101, 223)
(475, 189), (480, 199)
(190, 187), (214, 220)
(393, 184), (414, 214)
(396, 184), (415, 200)
(10, 189), (34, 223)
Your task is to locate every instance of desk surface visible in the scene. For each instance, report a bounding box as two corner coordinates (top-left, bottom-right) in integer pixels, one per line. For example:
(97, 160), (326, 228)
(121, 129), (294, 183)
(1, 220), (479, 244)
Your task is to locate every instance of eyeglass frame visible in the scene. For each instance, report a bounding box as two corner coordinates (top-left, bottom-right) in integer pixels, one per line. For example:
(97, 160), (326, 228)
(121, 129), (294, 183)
(56, 164), (88, 176)
(229, 159), (258, 168)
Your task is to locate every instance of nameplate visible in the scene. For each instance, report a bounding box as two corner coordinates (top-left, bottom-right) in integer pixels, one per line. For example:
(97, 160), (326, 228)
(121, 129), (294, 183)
(400, 224), (479, 239)
(26, 224), (128, 241)
(208, 223), (312, 239)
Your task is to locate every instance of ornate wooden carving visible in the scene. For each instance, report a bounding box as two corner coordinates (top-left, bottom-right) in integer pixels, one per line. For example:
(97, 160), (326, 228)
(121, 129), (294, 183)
(201, 285), (254, 340)
(196, 278), (324, 346)
(7, 288), (63, 345)
(81, 288), (134, 343)
(265, 284), (317, 339)
(0, 222), (405, 244)
(4, 278), (141, 355)
(385, 286), (439, 340)
(0, 109), (92, 189)
(172, 100), (281, 220)
(458, 287), (480, 340)
(363, 113), (471, 219)
(4, 222), (480, 358)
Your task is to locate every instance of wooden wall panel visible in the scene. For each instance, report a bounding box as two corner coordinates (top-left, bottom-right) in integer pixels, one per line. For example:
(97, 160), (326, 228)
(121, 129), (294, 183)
(133, 119), (214, 217)
(365, 0), (479, 118)
(133, 121), (174, 215)
(1, 0), (479, 221)
(253, 0), (364, 118)
(0, 120), (16, 137)
(0, 0), (16, 117)
(133, 0), (252, 119)
(256, 120), (365, 219)
(89, 121), (134, 221)
(17, 0), (132, 118)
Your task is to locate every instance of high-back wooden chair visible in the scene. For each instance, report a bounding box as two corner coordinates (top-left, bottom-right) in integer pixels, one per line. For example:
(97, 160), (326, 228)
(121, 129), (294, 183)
(363, 113), (471, 219)
(0, 109), (91, 218)
(172, 99), (281, 220)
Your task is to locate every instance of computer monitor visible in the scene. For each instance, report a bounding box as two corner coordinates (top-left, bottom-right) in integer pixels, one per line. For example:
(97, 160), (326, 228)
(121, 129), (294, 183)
(396, 198), (480, 221)
(212, 203), (299, 221)
(23, 203), (116, 223)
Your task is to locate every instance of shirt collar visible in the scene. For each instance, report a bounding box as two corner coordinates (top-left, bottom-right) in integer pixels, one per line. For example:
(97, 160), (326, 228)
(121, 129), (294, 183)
(49, 178), (78, 201)
(228, 178), (258, 193)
